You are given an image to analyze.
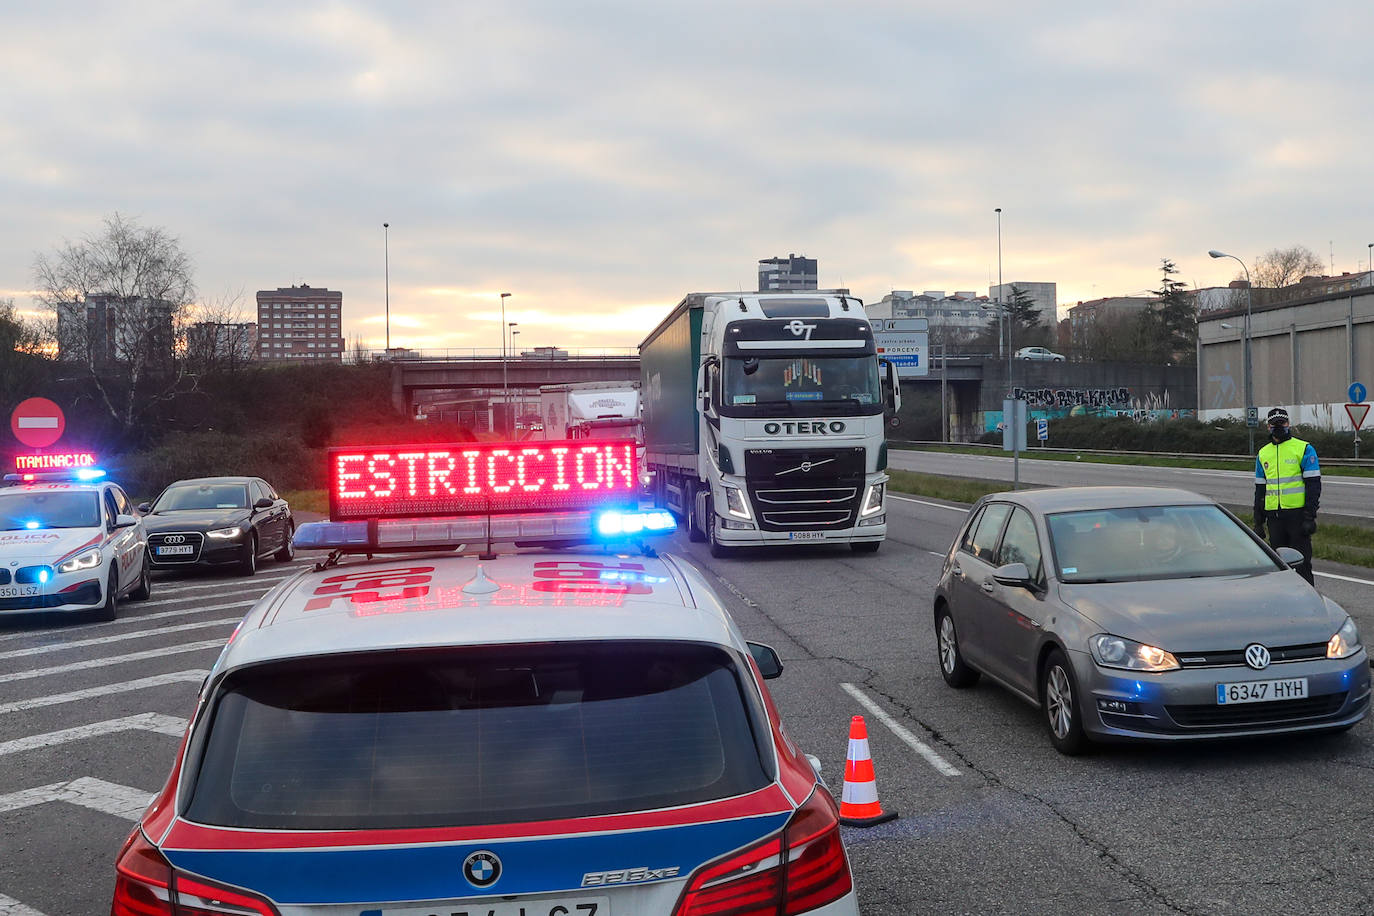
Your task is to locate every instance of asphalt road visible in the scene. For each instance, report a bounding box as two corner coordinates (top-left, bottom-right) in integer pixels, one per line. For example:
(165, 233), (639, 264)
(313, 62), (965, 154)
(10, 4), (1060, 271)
(5, 503), (1374, 915)
(890, 448), (1374, 521)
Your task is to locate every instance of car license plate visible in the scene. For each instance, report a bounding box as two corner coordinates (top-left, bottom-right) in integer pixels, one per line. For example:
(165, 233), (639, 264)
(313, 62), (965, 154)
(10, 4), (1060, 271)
(1216, 678), (1309, 704)
(788, 531), (825, 541)
(156, 545), (195, 556)
(0, 585), (40, 598)
(372, 897), (610, 916)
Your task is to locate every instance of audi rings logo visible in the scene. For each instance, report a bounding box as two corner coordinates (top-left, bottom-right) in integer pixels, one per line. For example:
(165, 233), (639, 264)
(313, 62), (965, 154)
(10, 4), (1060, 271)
(1244, 643), (1271, 670)
(161, 535), (187, 545)
(463, 850), (502, 888)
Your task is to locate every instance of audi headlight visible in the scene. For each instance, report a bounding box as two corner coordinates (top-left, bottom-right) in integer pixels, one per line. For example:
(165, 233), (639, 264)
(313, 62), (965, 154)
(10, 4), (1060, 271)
(861, 482), (886, 517)
(1328, 617), (1361, 659)
(722, 486), (752, 520)
(206, 526), (243, 539)
(1090, 634), (1180, 672)
(57, 549), (102, 574)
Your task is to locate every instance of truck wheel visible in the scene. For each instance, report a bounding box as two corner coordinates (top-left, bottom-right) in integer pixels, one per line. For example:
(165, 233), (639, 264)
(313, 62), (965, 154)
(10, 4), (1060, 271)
(850, 541), (881, 554)
(687, 492), (706, 543)
(707, 502), (736, 559)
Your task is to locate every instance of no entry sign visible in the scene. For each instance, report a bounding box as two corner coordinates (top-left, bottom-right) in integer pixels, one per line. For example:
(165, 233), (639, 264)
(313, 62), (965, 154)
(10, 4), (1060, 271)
(10, 398), (66, 448)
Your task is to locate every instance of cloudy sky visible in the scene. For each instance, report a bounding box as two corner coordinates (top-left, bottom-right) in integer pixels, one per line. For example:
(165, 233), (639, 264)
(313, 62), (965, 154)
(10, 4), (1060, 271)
(3, 1), (1371, 353)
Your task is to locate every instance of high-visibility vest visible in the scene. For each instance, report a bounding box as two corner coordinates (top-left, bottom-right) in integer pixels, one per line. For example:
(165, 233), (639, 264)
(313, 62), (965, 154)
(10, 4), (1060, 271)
(1256, 437), (1312, 510)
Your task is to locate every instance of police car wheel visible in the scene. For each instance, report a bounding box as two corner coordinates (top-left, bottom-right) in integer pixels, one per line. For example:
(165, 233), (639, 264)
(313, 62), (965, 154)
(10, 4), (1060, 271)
(707, 502), (736, 559)
(275, 524), (295, 562)
(129, 554), (152, 601)
(92, 568), (119, 622)
(238, 533), (258, 576)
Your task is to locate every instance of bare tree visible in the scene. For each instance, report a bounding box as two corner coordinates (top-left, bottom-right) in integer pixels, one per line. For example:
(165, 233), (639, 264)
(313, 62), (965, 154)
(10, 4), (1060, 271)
(185, 288), (254, 373)
(32, 213), (197, 435)
(1253, 245), (1324, 289)
(1, 298), (55, 401)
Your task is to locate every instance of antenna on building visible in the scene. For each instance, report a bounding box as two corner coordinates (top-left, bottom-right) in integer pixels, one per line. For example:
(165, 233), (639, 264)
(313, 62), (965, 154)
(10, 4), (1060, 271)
(1330, 241), (1335, 275)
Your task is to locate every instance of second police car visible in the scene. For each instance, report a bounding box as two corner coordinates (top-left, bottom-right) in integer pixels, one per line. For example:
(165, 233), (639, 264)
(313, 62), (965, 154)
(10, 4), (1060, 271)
(112, 438), (860, 916)
(0, 468), (150, 620)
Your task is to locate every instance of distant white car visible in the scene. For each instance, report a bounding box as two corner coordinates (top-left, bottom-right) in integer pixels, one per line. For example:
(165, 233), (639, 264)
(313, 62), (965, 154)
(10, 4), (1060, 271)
(1015, 346), (1065, 362)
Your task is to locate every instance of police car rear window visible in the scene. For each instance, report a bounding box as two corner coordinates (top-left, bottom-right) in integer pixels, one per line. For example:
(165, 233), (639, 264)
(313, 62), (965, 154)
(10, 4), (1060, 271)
(186, 642), (772, 829)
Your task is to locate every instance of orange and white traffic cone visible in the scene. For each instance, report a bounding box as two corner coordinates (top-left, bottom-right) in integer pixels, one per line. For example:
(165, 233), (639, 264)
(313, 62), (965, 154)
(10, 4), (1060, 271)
(838, 715), (898, 827)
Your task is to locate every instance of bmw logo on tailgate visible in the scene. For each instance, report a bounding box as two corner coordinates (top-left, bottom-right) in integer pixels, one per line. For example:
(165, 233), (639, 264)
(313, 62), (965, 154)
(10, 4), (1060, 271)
(463, 850), (502, 888)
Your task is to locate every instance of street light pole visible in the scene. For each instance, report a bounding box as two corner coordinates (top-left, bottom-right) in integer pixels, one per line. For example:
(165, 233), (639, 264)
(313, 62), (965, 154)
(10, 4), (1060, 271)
(995, 208), (1004, 359)
(383, 223), (390, 353)
(507, 321), (518, 436)
(499, 292), (511, 436)
(1209, 250), (1255, 454)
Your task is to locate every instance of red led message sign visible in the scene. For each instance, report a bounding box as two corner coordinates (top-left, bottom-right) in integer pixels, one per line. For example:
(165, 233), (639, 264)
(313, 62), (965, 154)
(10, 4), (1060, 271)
(329, 440), (640, 520)
(14, 452), (97, 470)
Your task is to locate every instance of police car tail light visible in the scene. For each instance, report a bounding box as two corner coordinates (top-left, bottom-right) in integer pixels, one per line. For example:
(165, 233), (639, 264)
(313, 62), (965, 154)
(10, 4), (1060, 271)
(112, 829), (173, 916)
(173, 874), (280, 916)
(674, 790), (852, 916)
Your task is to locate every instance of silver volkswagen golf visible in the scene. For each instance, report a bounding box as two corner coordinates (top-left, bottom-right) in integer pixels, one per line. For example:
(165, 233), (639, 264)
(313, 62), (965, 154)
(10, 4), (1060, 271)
(933, 487), (1370, 754)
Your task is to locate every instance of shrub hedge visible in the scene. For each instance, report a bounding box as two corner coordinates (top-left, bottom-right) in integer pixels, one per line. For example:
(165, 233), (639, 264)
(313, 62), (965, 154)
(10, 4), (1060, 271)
(974, 416), (1364, 458)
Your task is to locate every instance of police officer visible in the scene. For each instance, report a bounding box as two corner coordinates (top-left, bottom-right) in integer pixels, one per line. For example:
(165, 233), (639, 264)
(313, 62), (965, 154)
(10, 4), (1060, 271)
(1253, 407), (1321, 585)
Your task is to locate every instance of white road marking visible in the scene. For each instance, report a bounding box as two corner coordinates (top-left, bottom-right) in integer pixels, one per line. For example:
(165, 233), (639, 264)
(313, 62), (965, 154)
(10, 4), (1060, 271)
(0, 891), (47, 916)
(0, 640), (226, 684)
(0, 670), (207, 715)
(840, 682), (962, 777)
(0, 600), (254, 644)
(0, 618), (240, 661)
(0, 776), (153, 819)
(888, 494), (968, 513)
(0, 713), (187, 757)
(1316, 570), (1374, 587)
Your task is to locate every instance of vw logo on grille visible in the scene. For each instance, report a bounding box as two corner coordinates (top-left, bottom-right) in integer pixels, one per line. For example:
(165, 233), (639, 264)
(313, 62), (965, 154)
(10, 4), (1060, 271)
(1244, 643), (1271, 670)
(463, 850), (501, 888)
(162, 535), (186, 545)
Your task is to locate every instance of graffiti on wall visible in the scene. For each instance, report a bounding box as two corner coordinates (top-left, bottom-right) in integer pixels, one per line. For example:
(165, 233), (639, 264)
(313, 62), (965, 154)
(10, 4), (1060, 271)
(984, 386), (1195, 431)
(1010, 387), (1132, 409)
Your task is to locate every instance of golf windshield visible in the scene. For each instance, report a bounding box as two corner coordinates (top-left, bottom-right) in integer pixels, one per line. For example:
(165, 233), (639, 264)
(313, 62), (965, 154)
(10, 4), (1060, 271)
(723, 355), (881, 416)
(0, 491), (101, 530)
(1047, 504), (1281, 583)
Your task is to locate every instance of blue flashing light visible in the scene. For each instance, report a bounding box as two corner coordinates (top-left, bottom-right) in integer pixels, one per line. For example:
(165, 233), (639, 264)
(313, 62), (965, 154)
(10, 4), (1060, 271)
(594, 509), (677, 539)
(24, 521), (40, 530)
(74, 468), (107, 481)
(293, 520), (372, 550)
(38, 569), (50, 584)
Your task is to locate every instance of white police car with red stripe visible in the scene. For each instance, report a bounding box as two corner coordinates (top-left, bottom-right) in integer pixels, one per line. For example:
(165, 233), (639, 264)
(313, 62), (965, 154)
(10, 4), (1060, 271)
(0, 467), (150, 620)
(112, 438), (860, 915)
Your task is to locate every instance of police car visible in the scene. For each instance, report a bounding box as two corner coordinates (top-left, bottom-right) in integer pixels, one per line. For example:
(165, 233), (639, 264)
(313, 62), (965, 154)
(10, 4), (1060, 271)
(112, 439), (860, 916)
(0, 468), (150, 620)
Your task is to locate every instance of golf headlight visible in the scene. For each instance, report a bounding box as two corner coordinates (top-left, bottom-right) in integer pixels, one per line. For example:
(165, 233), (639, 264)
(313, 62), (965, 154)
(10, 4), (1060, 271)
(1090, 634), (1179, 672)
(206, 526), (243, 539)
(861, 482), (886, 517)
(57, 549), (102, 574)
(723, 486), (751, 520)
(1328, 617), (1361, 659)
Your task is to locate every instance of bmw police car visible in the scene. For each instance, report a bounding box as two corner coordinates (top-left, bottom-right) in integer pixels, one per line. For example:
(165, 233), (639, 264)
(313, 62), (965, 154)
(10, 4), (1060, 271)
(0, 468), (150, 620)
(113, 439), (860, 916)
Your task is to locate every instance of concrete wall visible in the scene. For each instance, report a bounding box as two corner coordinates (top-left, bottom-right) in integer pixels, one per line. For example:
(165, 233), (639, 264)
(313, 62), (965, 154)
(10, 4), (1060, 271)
(1198, 287), (1374, 429)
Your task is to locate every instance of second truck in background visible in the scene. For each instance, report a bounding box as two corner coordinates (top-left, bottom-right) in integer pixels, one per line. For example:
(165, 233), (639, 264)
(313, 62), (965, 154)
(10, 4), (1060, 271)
(640, 291), (900, 557)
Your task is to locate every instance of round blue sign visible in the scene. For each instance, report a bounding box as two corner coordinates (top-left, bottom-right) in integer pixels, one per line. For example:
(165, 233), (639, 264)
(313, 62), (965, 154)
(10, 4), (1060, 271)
(1350, 382), (1368, 404)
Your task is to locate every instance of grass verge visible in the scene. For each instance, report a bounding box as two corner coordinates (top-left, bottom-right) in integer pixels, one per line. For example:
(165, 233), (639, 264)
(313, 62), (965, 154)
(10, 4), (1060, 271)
(886, 470), (1374, 571)
(281, 489), (329, 516)
(893, 443), (1374, 478)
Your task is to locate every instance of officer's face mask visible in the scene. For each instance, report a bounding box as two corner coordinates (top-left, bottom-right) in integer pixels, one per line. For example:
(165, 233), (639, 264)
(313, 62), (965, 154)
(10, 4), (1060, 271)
(1269, 422), (1291, 442)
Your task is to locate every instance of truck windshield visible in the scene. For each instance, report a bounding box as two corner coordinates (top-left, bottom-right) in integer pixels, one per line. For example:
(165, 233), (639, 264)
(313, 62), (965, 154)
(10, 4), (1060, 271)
(723, 356), (881, 415)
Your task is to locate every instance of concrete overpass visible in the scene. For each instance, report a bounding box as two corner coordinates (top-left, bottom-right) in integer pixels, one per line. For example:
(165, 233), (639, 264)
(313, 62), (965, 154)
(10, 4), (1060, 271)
(391, 356), (640, 413)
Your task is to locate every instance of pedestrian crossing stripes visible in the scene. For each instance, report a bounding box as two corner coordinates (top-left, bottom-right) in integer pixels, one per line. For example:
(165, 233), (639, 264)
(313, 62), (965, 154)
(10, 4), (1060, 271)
(0, 712), (188, 757)
(0, 639), (227, 684)
(0, 670), (207, 715)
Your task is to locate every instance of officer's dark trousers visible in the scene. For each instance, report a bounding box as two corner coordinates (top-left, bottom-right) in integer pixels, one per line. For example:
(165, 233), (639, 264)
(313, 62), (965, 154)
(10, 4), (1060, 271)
(1266, 508), (1314, 585)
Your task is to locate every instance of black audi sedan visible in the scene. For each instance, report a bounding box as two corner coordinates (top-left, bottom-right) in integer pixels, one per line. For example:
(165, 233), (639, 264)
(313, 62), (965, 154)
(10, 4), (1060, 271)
(139, 477), (294, 576)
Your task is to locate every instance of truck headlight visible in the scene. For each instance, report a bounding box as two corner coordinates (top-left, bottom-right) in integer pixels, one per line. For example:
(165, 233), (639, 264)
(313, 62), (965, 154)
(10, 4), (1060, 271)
(206, 527), (243, 539)
(58, 549), (102, 574)
(861, 482), (885, 517)
(722, 486), (752, 520)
